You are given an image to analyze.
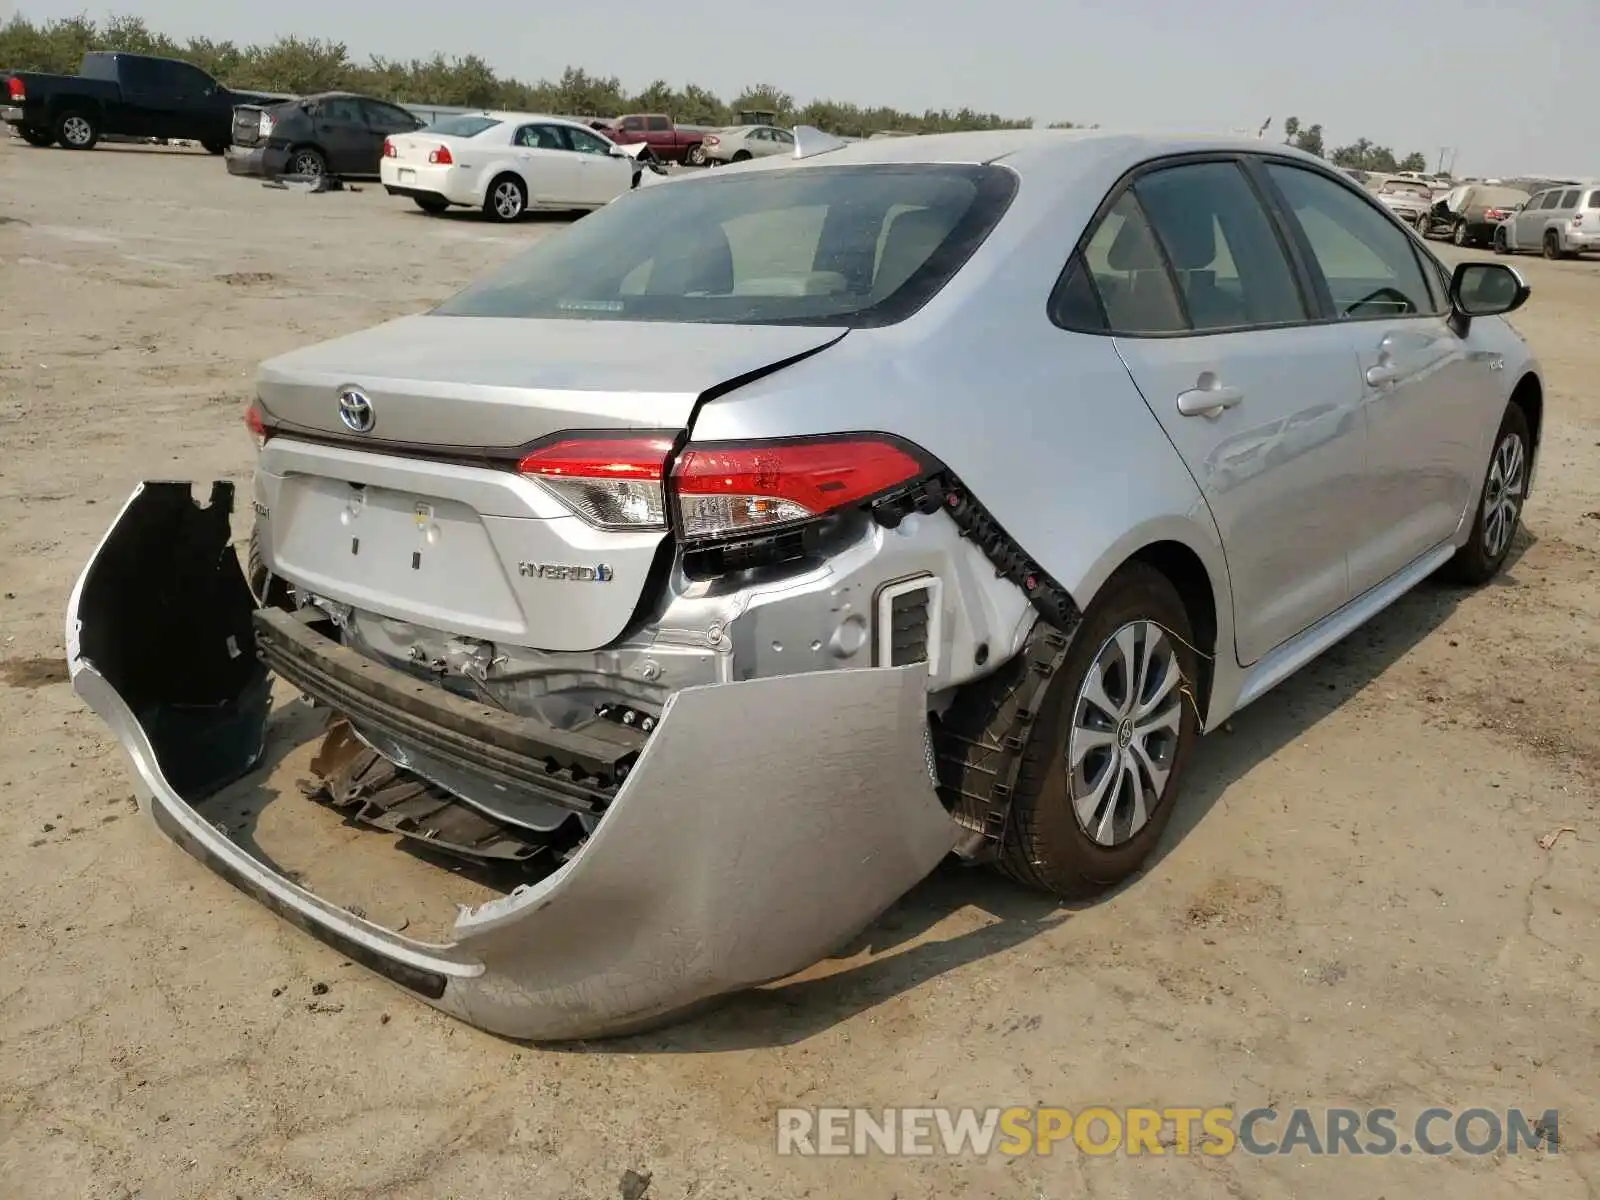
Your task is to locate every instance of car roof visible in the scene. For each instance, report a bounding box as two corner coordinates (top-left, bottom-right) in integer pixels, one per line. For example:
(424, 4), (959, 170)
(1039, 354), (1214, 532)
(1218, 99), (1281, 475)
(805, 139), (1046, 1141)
(472, 110), (594, 130)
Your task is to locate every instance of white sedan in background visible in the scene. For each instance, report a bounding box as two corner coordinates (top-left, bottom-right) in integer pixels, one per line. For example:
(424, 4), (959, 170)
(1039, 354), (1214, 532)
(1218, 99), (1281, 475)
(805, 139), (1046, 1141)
(700, 124), (796, 164)
(380, 111), (646, 221)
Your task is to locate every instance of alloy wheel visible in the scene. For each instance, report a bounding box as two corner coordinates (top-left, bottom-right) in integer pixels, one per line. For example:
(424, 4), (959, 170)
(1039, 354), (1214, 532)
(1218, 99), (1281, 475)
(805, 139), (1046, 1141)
(492, 180), (524, 220)
(61, 116), (93, 147)
(1482, 431), (1526, 560)
(291, 150), (324, 176)
(1066, 621), (1183, 847)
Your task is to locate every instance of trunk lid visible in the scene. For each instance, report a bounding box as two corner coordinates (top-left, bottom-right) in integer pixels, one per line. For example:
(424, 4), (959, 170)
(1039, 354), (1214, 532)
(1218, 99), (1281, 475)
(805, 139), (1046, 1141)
(231, 104), (269, 147)
(252, 316), (848, 651)
(386, 131), (466, 164)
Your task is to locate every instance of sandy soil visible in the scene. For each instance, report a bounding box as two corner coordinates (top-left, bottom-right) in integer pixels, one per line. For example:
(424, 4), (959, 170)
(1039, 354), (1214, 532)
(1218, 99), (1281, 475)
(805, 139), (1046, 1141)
(1, 137), (1597, 1200)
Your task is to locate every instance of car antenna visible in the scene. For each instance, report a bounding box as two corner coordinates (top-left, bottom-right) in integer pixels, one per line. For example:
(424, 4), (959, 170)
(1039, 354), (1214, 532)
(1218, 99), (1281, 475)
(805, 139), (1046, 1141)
(793, 125), (848, 159)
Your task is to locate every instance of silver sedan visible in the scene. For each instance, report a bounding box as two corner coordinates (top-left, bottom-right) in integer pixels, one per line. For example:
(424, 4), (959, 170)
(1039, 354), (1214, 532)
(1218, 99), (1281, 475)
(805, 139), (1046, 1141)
(70, 127), (1540, 1041)
(700, 123), (795, 163)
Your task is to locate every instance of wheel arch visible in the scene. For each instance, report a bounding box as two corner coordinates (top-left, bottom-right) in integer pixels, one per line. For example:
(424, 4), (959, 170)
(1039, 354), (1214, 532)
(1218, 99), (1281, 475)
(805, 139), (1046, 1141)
(1509, 370), (1543, 492)
(1066, 519), (1233, 729)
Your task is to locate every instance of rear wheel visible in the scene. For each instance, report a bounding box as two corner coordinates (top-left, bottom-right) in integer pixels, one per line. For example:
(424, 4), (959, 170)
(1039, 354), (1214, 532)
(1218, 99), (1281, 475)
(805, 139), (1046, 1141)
(1493, 226), (1510, 255)
(412, 194), (449, 214)
(944, 563), (1201, 898)
(18, 127), (54, 147)
(483, 173), (526, 222)
(1440, 403), (1530, 586)
(731, 149), (752, 163)
(1452, 220), (1471, 247)
(55, 111), (98, 150)
(1543, 230), (1566, 260)
(288, 146), (326, 177)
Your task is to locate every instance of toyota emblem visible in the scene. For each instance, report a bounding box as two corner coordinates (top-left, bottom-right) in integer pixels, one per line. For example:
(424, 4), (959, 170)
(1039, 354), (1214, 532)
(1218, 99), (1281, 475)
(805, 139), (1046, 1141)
(337, 387), (375, 433)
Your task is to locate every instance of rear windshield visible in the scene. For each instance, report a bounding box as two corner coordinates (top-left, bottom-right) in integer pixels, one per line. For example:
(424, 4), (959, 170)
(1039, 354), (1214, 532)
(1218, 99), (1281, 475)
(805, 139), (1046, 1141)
(432, 163), (1018, 327)
(425, 115), (500, 138)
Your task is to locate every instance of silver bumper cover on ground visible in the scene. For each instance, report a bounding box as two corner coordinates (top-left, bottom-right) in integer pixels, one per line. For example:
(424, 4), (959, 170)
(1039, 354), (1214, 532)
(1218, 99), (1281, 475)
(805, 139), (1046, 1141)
(65, 482), (960, 1041)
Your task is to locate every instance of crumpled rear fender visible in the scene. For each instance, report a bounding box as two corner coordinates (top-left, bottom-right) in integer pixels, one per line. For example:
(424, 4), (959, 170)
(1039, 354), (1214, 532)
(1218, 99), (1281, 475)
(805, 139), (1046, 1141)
(65, 482), (960, 1041)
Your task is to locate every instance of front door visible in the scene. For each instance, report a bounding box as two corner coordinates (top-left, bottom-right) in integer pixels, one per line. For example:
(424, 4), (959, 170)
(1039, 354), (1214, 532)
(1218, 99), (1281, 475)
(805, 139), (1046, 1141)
(561, 124), (633, 204)
(1089, 158), (1367, 665)
(1261, 161), (1488, 594)
(512, 124), (582, 205)
(1513, 191), (1550, 248)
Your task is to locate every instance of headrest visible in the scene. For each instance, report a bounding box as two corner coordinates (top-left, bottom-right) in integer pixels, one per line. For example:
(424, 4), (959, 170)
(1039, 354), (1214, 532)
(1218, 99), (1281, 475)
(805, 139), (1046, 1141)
(876, 207), (957, 294)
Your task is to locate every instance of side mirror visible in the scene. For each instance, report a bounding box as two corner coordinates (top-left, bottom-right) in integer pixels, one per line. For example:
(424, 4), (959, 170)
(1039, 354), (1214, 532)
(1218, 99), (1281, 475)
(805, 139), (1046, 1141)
(608, 143), (626, 156)
(1450, 262), (1530, 324)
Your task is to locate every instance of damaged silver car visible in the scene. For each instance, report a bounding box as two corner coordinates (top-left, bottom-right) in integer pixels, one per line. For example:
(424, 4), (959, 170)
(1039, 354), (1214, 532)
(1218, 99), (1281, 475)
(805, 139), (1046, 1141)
(68, 127), (1542, 1040)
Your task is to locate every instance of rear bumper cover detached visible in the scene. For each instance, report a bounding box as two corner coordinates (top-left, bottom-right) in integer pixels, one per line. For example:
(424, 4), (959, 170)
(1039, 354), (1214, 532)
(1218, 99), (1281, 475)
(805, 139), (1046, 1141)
(66, 482), (959, 1041)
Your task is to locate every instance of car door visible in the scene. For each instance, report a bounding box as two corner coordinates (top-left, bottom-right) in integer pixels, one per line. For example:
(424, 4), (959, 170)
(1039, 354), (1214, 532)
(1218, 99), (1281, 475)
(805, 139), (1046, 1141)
(1514, 191), (1549, 247)
(1260, 160), (1489, 596)
(1086, 157), (1367, 664)
(559, 124), (632, 204)
(310, 96), (370, 175)
(512, 123), (580, 204)
(766, 128), (795, 157)
(357, 99), (418, 174)
(116, 57), (186, 138)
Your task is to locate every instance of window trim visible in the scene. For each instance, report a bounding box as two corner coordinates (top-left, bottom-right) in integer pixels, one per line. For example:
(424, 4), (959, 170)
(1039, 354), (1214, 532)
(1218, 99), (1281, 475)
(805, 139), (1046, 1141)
(1251, 155), (1450, 323)
(1048, 151), (1322, 339)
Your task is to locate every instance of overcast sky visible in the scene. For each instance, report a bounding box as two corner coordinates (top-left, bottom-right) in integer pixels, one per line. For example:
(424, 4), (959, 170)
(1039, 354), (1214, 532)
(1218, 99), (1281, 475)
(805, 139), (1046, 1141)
(8, 0), (1591, 177)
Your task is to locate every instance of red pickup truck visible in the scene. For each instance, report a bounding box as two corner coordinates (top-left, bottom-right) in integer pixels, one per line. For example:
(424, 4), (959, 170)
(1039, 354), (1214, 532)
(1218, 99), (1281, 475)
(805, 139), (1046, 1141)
(603, 113), (707, 165)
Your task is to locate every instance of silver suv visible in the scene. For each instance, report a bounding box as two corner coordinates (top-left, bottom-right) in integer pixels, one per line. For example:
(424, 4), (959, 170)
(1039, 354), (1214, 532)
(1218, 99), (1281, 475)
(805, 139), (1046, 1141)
(69, 129), (1542, 1041)
(1495, 182), (1600, 258)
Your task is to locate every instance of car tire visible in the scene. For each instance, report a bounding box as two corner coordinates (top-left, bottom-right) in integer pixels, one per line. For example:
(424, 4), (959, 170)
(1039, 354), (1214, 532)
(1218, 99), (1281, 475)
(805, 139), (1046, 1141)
(942, 562), (1201, 899)
(1439, 402), (1531, 586)
(1542, 230), (1566, 260)
(18, 127), (54, 147)
(483, 173), (526, 222)
(288, 146), (326, 177)
(731, 149), (752, 163)
(412, 194), (449, 214)
(686, 143), (706, 166)
(1452, 220), (1471, 247)
(1493, 227), (1510, 255)
(55, 110), (99, 150)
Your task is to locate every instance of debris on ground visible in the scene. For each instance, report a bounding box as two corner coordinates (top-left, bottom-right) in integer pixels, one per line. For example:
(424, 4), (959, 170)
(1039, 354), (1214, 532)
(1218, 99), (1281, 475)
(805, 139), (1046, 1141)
(619, 1168), (652, 1200)
(1538, 827), (1577, 851)
(262, 174), (346, 193)
(311, 981), (330, 996)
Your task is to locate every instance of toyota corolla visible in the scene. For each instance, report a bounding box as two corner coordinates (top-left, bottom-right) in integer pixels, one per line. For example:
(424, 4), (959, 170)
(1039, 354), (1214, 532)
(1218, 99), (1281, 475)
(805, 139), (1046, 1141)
(67, 127), (1541, 1041)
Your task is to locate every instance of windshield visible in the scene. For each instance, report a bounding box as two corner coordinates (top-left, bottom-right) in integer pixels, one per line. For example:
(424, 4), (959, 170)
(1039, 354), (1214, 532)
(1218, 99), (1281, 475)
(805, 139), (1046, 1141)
(432, 163), (1018, 327)
(425, 115), (501, 138)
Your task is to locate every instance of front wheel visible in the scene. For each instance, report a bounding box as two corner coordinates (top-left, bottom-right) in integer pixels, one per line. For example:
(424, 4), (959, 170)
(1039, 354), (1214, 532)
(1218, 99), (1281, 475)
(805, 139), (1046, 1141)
(1440, 403), (1530, 586)
(944, 562), (1201, 898)
(18, 127), (54, 147)
(55, 110), (98, 150)
(288, 146), (326, 177)
(483, 174), (526, 222)
(1493, 227), (1511, 255)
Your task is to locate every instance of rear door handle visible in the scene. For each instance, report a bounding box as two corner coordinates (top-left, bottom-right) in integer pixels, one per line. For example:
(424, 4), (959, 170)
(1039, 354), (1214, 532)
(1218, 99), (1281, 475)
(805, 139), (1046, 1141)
(1176, 384), (1243, 418)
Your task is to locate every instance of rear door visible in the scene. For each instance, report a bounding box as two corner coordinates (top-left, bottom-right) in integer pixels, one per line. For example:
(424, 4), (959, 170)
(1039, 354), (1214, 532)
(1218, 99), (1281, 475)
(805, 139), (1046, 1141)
(1260, 160), (1487, 594)
(307, 96), (370, 175)
(512, 123), (581, 204)
(1090, 157), (1367, 664)
(559, 124), (632, 204)
(1514, 191), (1550, 246)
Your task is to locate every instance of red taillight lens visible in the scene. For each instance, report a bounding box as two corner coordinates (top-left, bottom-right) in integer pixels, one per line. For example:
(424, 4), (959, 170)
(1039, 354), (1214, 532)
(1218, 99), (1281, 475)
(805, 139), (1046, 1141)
(428, 144), (453, 165)
(704, 135), (720, 146)
(6, 77), (23, 101)
(671, 437), (926, 541)
(517, 435), (674, 530)
(1485, 208), (1507, 221)
(244, 404), (272, 449)
(383, 138), (396, 157)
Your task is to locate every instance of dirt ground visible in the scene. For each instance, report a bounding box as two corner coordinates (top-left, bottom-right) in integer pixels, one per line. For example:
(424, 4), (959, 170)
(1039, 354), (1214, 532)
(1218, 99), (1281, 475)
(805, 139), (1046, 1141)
(1, 136), (1597, 1200)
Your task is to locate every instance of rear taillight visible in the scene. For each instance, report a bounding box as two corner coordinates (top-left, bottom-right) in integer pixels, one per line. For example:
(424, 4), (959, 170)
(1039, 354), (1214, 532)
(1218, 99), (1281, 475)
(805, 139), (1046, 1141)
(671, 437), (927, 541)
(257, 111), (273, 138)
(6, 77), (24, 101)
(518, 435), (673, 530)
(1485, 208), (1508, 221)
(428, 145), (453, 165)
(704, 135), (720, 147)
(1574, 213), (1584, 225)
(383, 138), (396, 157)
(244, 404), (273, 449)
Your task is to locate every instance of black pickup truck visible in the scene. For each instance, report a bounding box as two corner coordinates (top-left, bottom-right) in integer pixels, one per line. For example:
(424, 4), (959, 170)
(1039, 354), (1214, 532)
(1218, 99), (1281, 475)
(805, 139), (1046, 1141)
(2, 51), (285, 152)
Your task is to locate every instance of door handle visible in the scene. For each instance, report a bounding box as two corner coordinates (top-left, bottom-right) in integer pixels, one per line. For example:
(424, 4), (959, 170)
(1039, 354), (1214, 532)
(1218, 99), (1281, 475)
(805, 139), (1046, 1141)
(1365, 363), (1401, 387)
(1176, 384), (1243, 418)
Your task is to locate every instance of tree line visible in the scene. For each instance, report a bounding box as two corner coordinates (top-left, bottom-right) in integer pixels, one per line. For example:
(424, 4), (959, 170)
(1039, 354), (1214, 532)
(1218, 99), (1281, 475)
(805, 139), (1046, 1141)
(1, 14), (1434, 165)
(1282, 116), (1430, 176)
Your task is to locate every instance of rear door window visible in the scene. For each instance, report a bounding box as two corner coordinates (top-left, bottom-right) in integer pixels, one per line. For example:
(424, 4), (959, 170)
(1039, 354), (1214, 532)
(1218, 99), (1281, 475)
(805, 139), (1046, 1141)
(515, 124), (565, 150)
(1132, 160), (1307, 330)
(1560, 189), (1581, 209)
(1587, 191), (1600, 210)
(1080, 190), (1188, 334)
(322, 96), (364, 124)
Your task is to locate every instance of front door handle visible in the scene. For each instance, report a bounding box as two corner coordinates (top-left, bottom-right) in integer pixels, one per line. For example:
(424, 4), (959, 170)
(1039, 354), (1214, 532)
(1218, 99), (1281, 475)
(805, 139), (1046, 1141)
(1365, 363), (1402, 387)
(1176, 383), (1243, 418)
